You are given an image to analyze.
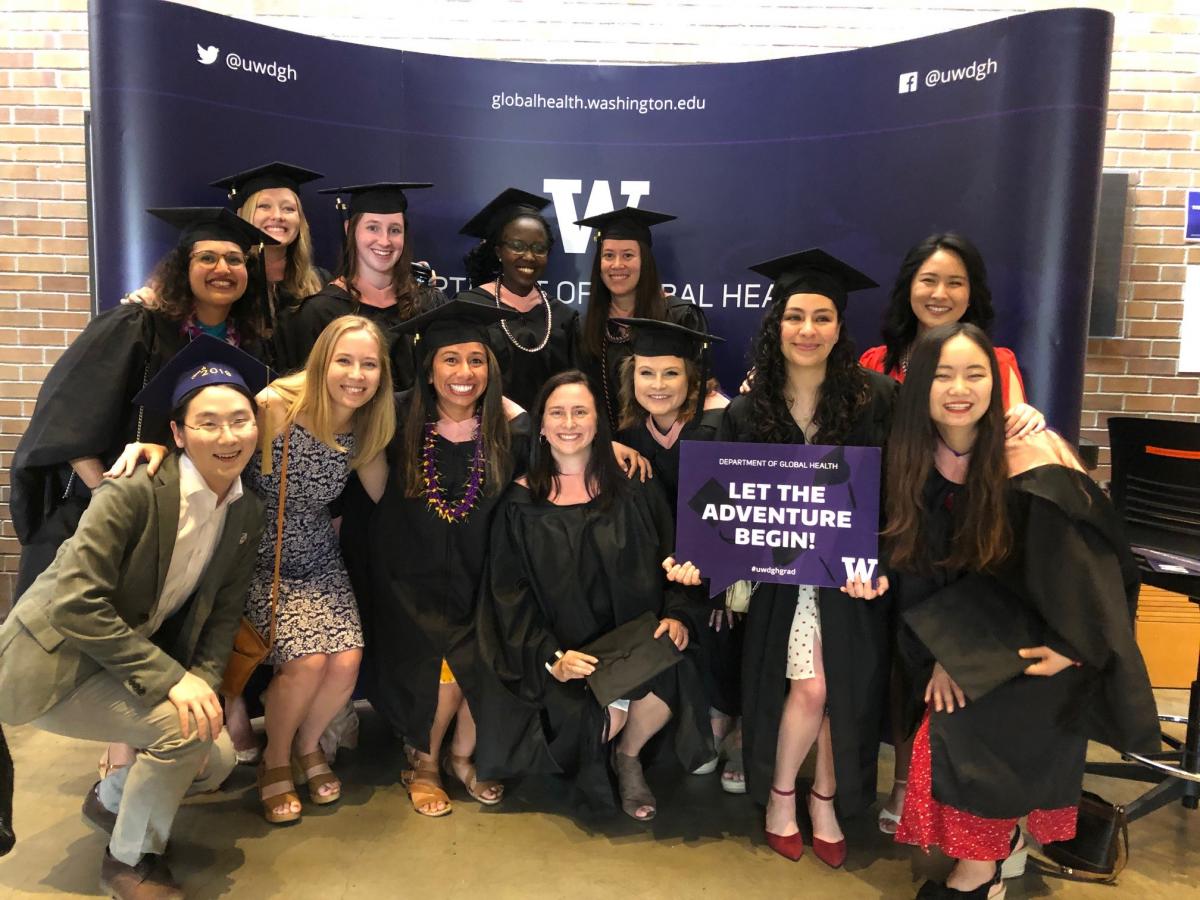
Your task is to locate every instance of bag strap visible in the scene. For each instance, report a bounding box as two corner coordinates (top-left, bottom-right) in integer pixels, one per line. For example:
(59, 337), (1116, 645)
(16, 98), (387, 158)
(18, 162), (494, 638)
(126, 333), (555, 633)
(265, 426), (290, 649)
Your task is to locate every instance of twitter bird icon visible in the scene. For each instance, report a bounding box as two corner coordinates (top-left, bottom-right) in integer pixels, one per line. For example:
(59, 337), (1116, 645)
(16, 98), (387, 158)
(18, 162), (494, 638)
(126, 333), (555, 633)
(196, 44), (219, 65)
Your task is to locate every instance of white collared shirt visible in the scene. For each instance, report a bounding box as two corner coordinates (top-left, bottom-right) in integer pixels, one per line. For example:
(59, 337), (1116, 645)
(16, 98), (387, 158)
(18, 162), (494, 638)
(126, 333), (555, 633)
(147, 454), (243, 634)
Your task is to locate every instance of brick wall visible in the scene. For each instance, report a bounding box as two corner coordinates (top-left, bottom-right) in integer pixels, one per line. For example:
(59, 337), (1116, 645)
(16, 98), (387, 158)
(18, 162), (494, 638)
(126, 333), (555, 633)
(1, 0), (1197, 607)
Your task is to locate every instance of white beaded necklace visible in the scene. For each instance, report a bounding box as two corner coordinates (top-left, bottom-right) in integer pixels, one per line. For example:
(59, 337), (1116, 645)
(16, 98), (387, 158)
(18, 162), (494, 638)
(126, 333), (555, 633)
(494, 277), (552, 353)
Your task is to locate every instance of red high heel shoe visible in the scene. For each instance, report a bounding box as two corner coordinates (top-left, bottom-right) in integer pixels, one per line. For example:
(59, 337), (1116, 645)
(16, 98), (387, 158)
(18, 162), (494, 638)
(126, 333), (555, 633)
(807, 788), (847, 869)
(765, 786), (804, 861)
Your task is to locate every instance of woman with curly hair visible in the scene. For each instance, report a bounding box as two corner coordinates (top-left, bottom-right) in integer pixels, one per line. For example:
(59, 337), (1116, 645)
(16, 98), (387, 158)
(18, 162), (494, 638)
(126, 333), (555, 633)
(712, 249), (895, 865)
(455, 187), (578, 412)
(285, 182), (446, 390)
(10, 207), (274, 598)
(126, 162), (330, 373)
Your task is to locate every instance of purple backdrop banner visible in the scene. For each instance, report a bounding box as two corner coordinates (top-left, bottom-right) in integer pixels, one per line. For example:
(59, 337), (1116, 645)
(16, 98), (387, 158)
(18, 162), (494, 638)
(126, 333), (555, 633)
(89, 0), (1114, 439)
(676, 442), (881, 595)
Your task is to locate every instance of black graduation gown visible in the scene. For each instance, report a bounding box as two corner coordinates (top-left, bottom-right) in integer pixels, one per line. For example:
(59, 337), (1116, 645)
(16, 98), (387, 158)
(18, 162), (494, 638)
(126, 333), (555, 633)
(579, 298), (709, 430)
(617, 406), (725, 514)
(354, 391), (530, 751)
(263, 264), (331, 374)
(9, 305), (189, 597)
(454, 286), (578, 412)
(476, 478), (713, 812)
(718, 369), (897, 817)
(892, 465), (1160, 819)
(283, 283), (447, 391)
(617, 407), (742, 715)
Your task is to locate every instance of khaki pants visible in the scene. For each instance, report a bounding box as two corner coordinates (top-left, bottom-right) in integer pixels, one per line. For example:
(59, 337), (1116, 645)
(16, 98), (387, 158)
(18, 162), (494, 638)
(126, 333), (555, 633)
(31, 670), (234, 865)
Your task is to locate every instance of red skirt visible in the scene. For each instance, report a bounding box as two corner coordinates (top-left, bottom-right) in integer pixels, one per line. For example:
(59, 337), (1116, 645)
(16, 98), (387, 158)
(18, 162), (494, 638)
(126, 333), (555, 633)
(895, 711), (1078, 860)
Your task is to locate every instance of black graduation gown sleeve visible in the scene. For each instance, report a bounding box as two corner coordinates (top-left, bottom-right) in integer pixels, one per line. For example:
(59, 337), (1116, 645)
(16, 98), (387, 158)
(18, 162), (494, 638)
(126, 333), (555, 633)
(716, 393), (753, 442)
(642, 475), (708, 636)
(1001, 467), (1159, 754)
(482, 490), (563, 701)
(10, 305), (185, 596)
(268, 266), (333, 374)
(281, 284), (354, 374)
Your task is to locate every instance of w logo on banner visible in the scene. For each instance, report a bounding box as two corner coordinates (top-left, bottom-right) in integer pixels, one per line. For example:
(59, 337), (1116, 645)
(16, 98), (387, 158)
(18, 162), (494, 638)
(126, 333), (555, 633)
(196, 44), (219, 65)
(543, 179), (650, 254)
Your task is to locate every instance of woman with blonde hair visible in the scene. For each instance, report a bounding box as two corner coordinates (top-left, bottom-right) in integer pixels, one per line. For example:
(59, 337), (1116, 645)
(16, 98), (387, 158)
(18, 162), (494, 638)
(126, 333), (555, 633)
(211, 162), (329, 370)
(247, 315), (393, 824)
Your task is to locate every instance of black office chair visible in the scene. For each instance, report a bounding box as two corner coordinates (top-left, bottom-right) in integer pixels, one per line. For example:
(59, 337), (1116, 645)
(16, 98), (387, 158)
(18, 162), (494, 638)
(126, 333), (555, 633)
(1086, 416), (1200, 822)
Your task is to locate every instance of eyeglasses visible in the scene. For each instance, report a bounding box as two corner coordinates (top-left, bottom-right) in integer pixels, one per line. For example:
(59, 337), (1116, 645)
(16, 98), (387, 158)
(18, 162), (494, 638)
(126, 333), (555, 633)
(499, 239), (549, 257)
(184, 417), (256, 436)
(190, 251), (248, 269)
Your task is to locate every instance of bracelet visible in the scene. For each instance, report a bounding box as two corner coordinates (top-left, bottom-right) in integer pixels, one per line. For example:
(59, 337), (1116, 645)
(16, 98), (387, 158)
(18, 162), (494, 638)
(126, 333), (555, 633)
(543, 649), (564, 675)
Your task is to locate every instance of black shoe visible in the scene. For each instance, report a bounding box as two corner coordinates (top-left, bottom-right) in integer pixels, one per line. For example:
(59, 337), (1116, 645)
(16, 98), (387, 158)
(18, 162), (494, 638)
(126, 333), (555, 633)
(81, 781), (116, 836)
(916, 860), (1005, 899)
(99, 849), (183, 900)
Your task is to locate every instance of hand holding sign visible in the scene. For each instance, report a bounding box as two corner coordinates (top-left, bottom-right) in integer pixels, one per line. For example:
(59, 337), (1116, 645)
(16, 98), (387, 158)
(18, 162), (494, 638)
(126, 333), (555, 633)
(662, 556), (703, 586)
(841, 573), (889, 600)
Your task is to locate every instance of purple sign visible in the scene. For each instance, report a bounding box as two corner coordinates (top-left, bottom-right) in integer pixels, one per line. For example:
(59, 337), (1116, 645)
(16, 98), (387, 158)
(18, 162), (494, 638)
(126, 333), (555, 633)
(676, 441), (881, 596)
(1187, 189), (1200, 241)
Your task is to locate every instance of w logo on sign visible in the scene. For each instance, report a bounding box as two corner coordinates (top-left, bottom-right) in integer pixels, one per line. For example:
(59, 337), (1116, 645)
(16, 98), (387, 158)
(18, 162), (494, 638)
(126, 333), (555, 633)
(197, 44), (219, 65)
(841, 557), (878, 581)
(543, 179), (650, 254)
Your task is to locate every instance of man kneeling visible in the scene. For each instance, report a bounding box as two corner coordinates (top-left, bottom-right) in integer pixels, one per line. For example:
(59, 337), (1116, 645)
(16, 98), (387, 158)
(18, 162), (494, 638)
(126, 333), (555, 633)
(0, 336), (267, 899)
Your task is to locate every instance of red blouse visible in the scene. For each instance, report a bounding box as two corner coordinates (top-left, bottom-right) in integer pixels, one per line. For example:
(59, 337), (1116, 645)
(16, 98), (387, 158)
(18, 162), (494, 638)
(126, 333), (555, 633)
(859, 344), (1026, 410)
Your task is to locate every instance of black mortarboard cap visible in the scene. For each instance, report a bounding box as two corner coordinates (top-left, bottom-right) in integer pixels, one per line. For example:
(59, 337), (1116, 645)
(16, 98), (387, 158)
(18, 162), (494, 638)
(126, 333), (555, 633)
(395, 298), (521, 358)
(575, 206), (676, 246)
(459, 187), (551, 240)
(580, 611), (682, 708)
(748, 248), (878, 313)
(147, 207), (278, 251)
(609, 317), (724, 360)
(318, 182), (433, 217)
(133, 334), (272, 414)
(209, 161), (324, 203)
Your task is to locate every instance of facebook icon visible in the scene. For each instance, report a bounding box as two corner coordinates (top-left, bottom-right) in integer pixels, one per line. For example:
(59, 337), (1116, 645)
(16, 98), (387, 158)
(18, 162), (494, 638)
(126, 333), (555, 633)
(898, 72), (919, 94)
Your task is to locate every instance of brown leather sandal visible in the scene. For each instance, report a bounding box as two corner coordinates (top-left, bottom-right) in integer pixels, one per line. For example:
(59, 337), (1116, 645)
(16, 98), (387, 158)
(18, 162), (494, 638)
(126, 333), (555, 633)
(612, 749), (656, 821)
(443, 753), (504, 806)
(401, 758), (452, 817)
(257, 761), (302, 825)
(291, 750), (341, 805)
